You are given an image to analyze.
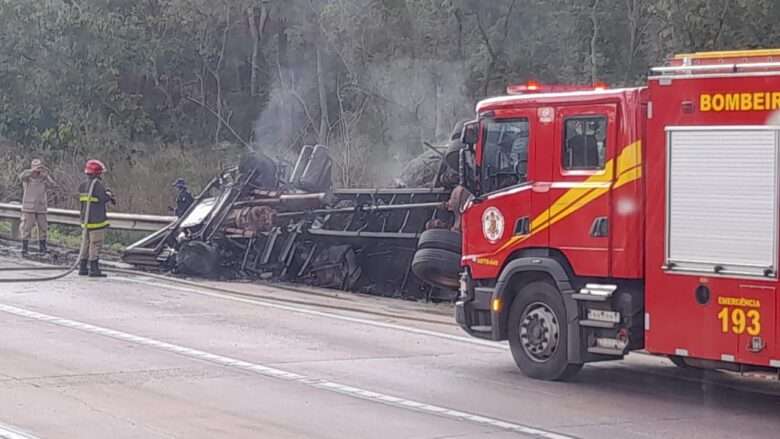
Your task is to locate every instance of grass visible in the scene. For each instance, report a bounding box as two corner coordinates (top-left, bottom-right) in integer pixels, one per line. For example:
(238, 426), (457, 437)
(47, 225), (85, 249)
(0, 221), (141, 255)
(47, 225), (141, 253)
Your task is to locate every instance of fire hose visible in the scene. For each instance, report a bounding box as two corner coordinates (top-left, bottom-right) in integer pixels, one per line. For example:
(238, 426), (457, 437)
(0, 179), (99, 283)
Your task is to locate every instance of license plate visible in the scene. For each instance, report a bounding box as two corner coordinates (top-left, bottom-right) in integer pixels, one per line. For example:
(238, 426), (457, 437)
(588, 309), (620, 323)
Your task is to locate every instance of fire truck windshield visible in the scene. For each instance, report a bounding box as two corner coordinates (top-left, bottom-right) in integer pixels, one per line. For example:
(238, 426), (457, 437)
(481, 119), (529, 193)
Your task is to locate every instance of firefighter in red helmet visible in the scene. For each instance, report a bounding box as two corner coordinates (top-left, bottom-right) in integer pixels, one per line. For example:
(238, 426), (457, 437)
(78, 159), (115, 277)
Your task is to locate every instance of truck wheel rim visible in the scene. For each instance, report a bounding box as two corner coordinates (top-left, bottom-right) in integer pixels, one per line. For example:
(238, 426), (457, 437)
(519, 302), (560, 363)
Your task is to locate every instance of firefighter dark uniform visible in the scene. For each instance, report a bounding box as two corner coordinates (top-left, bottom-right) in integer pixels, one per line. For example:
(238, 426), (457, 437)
(173, 178), (194, 217)
(78, 160), (112, 277)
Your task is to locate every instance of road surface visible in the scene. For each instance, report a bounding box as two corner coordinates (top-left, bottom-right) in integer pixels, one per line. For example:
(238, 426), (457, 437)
(0, 256), (779, 439)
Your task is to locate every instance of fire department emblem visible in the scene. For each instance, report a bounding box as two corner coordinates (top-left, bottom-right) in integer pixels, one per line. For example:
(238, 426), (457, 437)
(538, 106), (554, 124)
(482, 207), (505, 243)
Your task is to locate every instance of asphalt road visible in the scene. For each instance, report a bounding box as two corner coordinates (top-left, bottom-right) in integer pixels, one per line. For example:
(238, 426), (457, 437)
(1, 256), (779, 439)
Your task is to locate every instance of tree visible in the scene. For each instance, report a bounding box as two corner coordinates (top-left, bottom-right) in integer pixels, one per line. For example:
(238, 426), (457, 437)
(4, 0), (780, 200)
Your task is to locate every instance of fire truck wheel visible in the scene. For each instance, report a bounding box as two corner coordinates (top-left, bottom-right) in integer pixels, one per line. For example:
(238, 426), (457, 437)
(417, 229), (462, 254)
(411, 248), (461, 289)
(507, 281), (582, 381)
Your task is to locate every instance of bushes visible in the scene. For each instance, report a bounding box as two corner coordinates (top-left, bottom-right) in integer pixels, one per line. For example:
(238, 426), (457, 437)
(0, 140), (242, 215)
(46, 225), (149, 253)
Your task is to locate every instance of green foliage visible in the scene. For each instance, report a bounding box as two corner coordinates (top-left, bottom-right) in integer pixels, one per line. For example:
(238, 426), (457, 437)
(46, 225), (84, 250)
(45, 225), (142, 253)
(2, 0), (780, 194)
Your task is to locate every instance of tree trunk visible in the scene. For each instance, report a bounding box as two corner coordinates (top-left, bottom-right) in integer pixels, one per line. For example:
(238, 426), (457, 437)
(454, 8), (463, 59)
(215, 76), (223, 144)
(248, 2), (269, 97)
(713, 0), (732, 47)
(213, 4), (231, 144)
(316, 43), (329, 145)
(625, 0), (638, 82)
(589, 0), (601, 84)
(433, 72), (443, 141)
(248, 9), (259, 97)
(276, 21), (294, 147)
(476, 11), (497, 97)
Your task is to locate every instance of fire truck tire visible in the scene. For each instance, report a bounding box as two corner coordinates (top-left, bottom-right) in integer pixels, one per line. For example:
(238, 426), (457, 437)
(411, 248), (461, 289)
(417, 229), (462, 254)
(507, 281), (582, 381)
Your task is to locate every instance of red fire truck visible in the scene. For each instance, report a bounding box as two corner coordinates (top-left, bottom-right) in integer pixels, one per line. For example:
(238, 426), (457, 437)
(454, 49), (780, 380)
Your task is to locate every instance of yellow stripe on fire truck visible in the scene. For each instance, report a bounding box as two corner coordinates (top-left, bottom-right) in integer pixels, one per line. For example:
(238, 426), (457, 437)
(489, 141), (642, 256)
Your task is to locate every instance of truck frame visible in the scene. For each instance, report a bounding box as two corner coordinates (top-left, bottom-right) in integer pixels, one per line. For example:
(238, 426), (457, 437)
(455, 49), (780, 380)
(123, 149), (457, 301)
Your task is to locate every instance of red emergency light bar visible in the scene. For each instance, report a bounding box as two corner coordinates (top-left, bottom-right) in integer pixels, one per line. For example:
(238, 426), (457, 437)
(506, 81), (609, 95)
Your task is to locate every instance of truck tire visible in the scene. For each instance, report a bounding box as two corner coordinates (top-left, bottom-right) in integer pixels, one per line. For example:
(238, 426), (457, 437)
(411, 248), (461, 289)
(177, 241), (220, 277)
(507, 281), (582, 381)
(417, 229), (462, 254)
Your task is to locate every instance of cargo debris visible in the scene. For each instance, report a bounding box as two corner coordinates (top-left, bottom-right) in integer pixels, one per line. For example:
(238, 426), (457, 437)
(123, 138), (466, 301)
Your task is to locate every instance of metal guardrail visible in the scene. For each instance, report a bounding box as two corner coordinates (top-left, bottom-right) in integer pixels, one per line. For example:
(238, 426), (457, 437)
(0, 203), (174, 233)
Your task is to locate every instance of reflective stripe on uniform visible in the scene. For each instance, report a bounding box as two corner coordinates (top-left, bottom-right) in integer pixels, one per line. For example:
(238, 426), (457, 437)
(81, 221), (109, 229)
(79, 195), (99, 202)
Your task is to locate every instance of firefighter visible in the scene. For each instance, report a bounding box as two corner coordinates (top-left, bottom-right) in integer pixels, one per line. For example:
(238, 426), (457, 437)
(78, 159), (114, 277)
(19, 159), (57, 256)
(172, 178), (194, 217)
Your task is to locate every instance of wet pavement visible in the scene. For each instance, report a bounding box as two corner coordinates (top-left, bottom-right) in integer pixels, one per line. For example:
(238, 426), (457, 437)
(0, 256), (779, 439)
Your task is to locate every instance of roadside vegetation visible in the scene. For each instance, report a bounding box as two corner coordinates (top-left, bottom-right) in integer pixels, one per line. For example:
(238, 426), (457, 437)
(0, 220), (143, 252)
(2, 0), (780, 214)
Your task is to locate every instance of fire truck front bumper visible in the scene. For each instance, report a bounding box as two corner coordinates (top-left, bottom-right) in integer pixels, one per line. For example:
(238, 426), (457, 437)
(455, 271), (499, 340)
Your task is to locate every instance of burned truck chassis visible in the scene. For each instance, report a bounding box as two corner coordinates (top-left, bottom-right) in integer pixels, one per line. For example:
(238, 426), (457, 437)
(122, 164), (456, 301)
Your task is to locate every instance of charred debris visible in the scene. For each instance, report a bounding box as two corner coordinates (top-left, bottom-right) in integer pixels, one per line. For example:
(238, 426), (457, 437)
(122, 132), (468, 302)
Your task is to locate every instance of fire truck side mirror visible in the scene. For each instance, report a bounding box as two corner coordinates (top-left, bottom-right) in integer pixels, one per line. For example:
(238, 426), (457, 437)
(461, 120), (479, 146)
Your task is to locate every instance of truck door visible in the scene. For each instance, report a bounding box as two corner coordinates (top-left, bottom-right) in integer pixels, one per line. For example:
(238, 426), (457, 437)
(461, 109), (544, 279)
(549, 104), (617, 277)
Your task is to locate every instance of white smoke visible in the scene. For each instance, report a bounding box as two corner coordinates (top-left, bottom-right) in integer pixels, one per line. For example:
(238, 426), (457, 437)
(251, 57), (473, 187)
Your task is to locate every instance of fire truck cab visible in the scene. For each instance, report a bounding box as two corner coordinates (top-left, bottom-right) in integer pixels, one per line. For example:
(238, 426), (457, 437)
(455, 49), (780, 380)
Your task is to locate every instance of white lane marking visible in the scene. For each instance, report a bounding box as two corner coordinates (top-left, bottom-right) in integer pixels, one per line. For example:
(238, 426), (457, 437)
(112, 276), (509, 351)
(0, 423), (40, 439)
(0, 303), (574, 439)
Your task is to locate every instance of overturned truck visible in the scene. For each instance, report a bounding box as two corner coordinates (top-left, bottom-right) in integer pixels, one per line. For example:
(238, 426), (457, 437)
(122, 139), (469, 301)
